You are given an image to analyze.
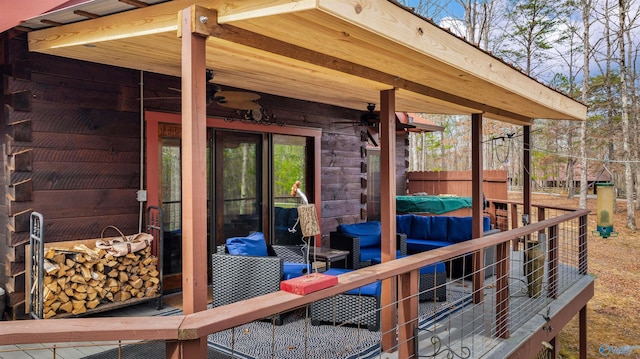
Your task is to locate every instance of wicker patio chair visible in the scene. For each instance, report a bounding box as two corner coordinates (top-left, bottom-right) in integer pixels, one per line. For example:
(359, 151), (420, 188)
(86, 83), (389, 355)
(309, 268), (381, 331)
(212, 245), (282, 324)
(212, 244), (308, 325)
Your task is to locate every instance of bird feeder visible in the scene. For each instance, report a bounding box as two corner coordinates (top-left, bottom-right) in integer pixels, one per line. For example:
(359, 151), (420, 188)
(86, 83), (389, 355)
(595, 183), (617, 238)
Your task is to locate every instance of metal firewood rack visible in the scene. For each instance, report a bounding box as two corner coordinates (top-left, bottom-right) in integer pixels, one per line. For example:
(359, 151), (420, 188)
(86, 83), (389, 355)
(29, 206), (164, 319)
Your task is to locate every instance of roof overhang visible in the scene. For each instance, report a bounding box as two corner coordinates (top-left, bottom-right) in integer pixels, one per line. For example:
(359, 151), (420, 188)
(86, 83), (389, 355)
(24, 0), (587, 125)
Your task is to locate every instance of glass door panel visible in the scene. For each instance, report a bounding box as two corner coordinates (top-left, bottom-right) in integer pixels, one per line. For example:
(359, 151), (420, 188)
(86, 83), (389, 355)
(215, 131), (263, 245)
(272, 134), (308, 245)
(159, 125), (183, 292)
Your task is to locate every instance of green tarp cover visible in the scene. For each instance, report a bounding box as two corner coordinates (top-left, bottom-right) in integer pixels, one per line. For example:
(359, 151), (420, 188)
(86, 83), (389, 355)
(396, 195), (472, 214)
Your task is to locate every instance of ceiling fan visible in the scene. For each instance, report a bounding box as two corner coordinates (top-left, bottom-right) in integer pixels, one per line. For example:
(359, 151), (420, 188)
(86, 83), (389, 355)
(142, 70), (262, 111)
(333, 103), (380, 127)
(205, 70), (261, 111)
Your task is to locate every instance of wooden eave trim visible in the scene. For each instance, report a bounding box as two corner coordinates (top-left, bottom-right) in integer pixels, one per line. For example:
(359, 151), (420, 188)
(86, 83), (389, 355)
(219, 1), (586, 121)
(27, 0), (208, 50)
(27, 0), (308, 51)
(317, 1), (587, 121)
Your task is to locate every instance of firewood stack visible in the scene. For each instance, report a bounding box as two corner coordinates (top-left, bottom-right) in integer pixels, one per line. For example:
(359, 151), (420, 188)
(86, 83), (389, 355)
(37, 243), (160, 318)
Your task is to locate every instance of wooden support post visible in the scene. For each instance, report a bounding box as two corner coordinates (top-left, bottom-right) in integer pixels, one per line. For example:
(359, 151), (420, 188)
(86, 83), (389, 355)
(173, 6), (209, 358)
(471, 113), (484, 304)
(495, 241), (510, 338)
(179, 4), (208, 316)
(550, 336), (558, 359)
(379, 88), (397, 351)
(548, 224), (558, 299)
(397, 270), (418, 358)
(580, 305), (587, 359)
(523, 126), (531, 224)
(166, 338), (207, 359)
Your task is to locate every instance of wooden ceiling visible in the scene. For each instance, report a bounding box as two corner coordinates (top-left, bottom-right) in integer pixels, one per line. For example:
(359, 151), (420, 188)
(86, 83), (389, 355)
(26, 0), (587, 125)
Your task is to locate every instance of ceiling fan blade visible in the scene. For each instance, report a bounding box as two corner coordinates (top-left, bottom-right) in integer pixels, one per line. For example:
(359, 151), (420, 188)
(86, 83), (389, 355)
(218, 100), (262, 111)
(215, 91), (261, 102)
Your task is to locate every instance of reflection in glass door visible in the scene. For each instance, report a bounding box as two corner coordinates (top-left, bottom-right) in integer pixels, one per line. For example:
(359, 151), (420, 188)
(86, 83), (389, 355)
(214, 131), (263, 245)
(272, 135), (309, 245)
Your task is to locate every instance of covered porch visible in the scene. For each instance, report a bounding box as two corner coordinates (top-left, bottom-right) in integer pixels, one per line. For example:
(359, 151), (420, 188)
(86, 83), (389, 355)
(1, 0), (588, 358)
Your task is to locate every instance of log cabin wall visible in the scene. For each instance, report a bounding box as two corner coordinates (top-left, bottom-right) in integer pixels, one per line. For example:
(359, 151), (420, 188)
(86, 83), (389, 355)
(0, 31), (409, 319)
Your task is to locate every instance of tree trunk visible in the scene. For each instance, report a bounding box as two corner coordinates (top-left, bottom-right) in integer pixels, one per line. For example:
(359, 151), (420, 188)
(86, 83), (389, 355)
(618, 0), (637, 229)
(578, 0), (590, 209)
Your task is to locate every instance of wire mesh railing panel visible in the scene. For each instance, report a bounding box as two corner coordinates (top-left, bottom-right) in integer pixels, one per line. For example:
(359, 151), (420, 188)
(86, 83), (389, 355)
(5, 204), (592, 359)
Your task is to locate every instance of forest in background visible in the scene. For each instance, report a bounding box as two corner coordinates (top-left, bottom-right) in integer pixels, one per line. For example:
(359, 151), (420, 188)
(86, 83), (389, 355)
(399, 0), (640, 229)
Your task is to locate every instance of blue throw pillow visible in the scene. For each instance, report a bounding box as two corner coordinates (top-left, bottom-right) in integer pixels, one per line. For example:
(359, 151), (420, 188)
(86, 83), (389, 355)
(447, 217), (473, 243)
(396, 214), (413, 235)
(410, 215), (448, 240)
(226, 232), (268, 256)
(338, 221), (381, 248)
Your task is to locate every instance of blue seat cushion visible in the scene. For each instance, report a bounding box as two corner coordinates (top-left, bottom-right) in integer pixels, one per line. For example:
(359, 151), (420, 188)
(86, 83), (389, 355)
(283, 262), (310, 280)
(421, 262), (446, 275)
(409, 215), (448, 241)
(337, 221), (381, 248)
(323, 268), (381, 297)
(225, 232), (268, 256)
(406, 238), (450, 252)
(360, 247), (382, 262)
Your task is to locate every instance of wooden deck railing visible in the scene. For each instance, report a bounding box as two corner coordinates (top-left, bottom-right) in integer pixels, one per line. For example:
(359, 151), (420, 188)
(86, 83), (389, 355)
(0, 202), (591, 358)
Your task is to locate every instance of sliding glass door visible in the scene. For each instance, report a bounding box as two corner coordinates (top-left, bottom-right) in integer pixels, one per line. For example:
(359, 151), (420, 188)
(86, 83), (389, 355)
(147, 112), (320, 292)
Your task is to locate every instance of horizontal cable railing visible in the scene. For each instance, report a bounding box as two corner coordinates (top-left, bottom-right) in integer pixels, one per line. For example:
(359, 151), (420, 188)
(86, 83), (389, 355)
(0, 204), (590, 359)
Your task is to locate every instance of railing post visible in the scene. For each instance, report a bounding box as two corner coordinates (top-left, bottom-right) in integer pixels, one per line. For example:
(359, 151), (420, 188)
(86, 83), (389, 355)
(398, 270), (419, 359)
(580, 305), (588, 359)
(579, 214), (588, 275)
(167, 338), (207, 359)
(495, 241), (510, 338)
(487, 200), (496, 226)
(511, 203), (519, 251)
(547, 224), (558, 299)
(537, 206), (545, 224)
